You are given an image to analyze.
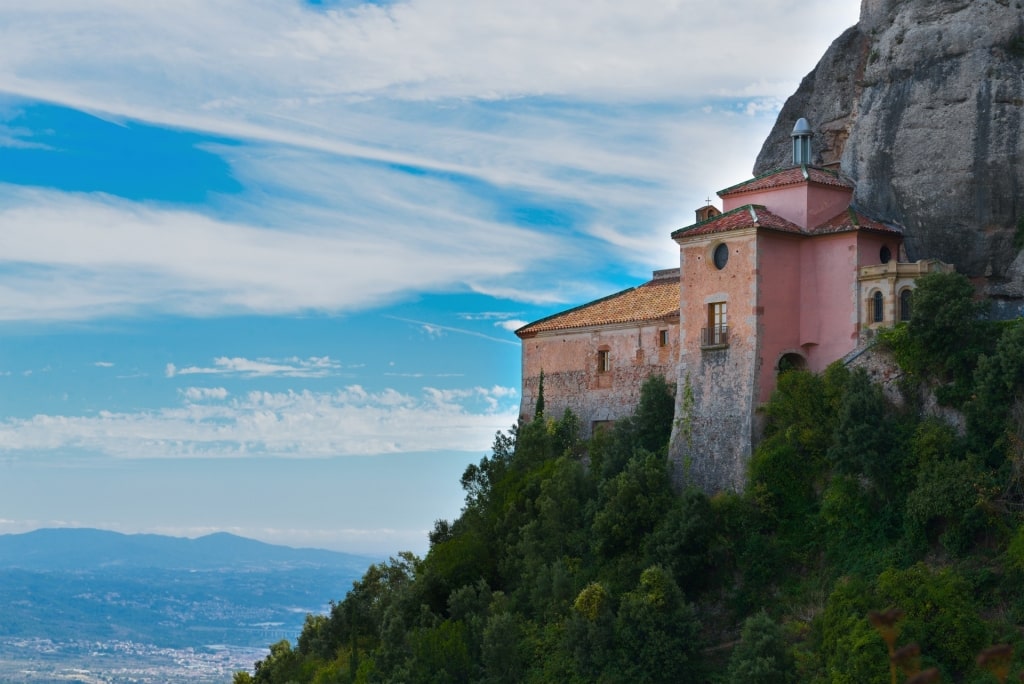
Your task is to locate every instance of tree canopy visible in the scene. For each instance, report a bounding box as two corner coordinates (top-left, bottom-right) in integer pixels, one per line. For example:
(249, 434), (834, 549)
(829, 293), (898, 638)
(240, 273), (1024, 682)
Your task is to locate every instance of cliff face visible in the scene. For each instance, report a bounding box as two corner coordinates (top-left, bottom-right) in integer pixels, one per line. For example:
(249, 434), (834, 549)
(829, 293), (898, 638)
(755, 0), (1024, 304)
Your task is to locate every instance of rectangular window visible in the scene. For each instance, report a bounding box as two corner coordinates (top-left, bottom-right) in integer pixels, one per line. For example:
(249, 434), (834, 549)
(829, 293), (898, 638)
(597, 349), (611, 373)
(702, 302), (728, 347)
(658, 329), (669, 347)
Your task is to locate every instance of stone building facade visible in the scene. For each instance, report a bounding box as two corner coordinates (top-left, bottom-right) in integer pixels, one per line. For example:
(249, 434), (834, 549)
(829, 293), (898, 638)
(516, 121), (951, 492)
(516, 269), (680, 437)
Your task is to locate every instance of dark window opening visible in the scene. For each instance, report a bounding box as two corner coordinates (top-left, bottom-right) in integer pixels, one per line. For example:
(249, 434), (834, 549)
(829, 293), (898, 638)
(713, 243), (729, 270)
(899, 288), (912, 321)
(872, 291), (884, 323)
(778, 353), (806, 374)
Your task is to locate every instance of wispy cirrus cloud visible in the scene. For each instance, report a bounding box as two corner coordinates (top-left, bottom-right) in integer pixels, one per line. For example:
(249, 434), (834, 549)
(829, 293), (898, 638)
(0, 1), (856, 108)
(0, 1), (859, 321)
(0, 181), (561, 321)
(386, 315), (520, 346)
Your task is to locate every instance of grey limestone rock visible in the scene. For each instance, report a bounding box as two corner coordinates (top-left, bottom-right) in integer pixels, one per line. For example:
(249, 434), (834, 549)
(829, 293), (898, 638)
(755, 0), (1024, 298)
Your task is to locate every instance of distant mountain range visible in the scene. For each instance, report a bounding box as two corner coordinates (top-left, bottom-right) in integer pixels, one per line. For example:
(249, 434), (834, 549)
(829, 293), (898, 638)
(0, 528), (386, 657)
(0, 527), (378, 572)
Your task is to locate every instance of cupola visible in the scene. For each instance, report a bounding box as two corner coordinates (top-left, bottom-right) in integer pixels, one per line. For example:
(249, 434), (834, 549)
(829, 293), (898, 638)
(792, 117), (812, 166)
(695, 204), (721, 222)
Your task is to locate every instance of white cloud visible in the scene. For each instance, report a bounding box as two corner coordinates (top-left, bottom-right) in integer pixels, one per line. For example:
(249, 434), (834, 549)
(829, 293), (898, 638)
(167, 356), (342, 379)
(181, 387), (230, 401)
(93, 361), (115, 368)
(0, 1), (862, 319)
(496, 319), (528, 332)
(0, 183), (562, 321)
(0, 384), (520, 459)
(0, 1), (858, 106)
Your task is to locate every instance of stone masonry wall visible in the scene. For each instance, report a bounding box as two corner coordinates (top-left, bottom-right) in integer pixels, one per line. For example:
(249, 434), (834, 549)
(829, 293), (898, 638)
(669, 230), (760, 492)
(520, 320), (679, 437)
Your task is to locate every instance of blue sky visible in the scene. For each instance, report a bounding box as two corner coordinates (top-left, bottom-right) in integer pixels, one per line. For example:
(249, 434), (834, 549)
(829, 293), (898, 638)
(0, 0), (859, 555)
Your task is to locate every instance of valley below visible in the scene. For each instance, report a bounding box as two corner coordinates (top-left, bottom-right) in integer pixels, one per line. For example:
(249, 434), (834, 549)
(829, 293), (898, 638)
(0, 529), (380, 683)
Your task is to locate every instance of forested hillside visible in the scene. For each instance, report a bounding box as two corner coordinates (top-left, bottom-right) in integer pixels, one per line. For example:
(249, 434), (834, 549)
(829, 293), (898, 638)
(237, 272), (1024, 683)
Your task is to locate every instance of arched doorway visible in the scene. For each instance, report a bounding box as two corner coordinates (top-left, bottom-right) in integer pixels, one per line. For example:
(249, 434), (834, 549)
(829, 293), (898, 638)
(777, 352), (807, 375)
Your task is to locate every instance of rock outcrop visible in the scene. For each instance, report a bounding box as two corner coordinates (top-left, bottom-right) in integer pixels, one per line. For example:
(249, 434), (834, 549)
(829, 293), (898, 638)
(755, 0), (1024, 309)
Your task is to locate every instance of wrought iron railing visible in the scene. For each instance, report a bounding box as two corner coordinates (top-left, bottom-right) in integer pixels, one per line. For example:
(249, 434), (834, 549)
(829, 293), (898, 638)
(701, 325), (729, 348)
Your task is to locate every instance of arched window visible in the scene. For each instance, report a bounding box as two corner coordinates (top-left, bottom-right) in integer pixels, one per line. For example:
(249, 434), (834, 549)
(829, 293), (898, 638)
(872, 291), (884, 323)
(880, 245), (892, 264)
(899, 288), (912, 321)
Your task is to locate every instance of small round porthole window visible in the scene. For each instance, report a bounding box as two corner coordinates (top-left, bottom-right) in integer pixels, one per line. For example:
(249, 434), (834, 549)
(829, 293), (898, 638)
(713, 243), (729, 270)
(880, 245), (892, 264)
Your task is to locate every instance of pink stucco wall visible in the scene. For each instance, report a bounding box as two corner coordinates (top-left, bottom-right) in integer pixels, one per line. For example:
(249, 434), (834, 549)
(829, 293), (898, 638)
(723, 183), (853, 230)
(754, 232), (803, 403)
(678, 231), (759, 362)
(801, 233), (861, 373)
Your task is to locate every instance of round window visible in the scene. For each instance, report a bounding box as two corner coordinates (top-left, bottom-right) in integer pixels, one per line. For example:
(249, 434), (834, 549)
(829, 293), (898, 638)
(713, 243), (729, 270)
(880, 245), (892, 264)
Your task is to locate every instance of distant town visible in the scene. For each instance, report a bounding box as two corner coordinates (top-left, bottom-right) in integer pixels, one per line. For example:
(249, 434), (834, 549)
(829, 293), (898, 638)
(0, 637), (268, 683)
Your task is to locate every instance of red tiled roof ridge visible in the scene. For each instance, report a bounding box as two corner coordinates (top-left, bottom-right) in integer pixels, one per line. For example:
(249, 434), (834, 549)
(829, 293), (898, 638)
(717, 165), (852, 197)
(671, 203), (765, 236)
(671, 204), (804, 239)
(811, 206), (904, 235)
(515, 275), (680, 336)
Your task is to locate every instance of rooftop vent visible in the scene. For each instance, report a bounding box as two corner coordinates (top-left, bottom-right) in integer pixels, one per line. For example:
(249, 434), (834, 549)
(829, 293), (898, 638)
(792, 117), (812, 166)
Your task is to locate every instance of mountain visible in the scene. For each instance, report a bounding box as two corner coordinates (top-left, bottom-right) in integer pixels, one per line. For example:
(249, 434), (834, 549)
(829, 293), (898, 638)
(754, 0), (1024, 311)
(0, 528), (385, 657)
(0, 527), (377, 571)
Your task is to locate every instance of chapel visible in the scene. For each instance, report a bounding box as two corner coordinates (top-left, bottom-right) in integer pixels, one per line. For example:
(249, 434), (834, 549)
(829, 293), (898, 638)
(515, 119), (952, 492)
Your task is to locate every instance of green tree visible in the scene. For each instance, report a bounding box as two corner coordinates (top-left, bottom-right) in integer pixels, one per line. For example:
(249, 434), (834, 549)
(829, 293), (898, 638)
(726, 610), (795, 684)
(592, 450), (675, 582)
(968, 319), (1024, 463)
(253, 640), (303, 684)
(641, 487), (714, 595)
(889, 271), (990, 405)
(612, 566), (703, 683)
(596, 374), (675, 478)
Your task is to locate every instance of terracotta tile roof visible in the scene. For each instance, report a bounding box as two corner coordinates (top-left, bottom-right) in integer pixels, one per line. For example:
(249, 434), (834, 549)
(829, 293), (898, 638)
(811, 208), (903, 235)
(672, 204), (903, 240)
(717, 165), (852, 197)
(516, 273), (680, 337)
(671, 204), (803, 239)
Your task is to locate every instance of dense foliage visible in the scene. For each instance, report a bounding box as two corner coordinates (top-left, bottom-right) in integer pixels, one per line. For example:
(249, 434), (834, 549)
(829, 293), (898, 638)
(239, 273), (1024, 683)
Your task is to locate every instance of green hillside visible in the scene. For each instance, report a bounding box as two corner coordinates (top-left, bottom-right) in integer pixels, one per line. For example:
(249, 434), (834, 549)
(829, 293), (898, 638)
(238, 272), (1024, 683)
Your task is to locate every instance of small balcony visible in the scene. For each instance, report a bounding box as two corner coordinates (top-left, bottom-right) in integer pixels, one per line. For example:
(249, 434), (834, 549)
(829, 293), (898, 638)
(701, 325), (729, 349)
